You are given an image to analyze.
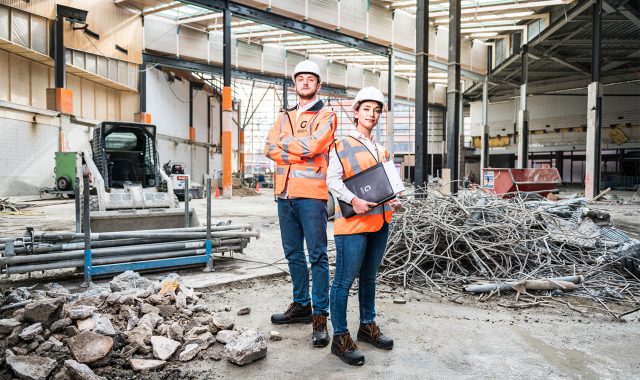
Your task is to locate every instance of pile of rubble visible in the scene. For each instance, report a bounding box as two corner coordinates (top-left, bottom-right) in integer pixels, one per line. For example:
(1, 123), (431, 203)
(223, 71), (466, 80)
(0, 271), (268, 379)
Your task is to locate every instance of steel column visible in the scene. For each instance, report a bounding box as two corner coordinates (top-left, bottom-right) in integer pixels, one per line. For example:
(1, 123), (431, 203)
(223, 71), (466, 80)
(446, 0), (462, 194)
(480, 47), (492, 182)
(54, 14), (65, 88)
(81, 175), (92, 287)
(222, 1), (233, 198)
(387, 50), (395, 158)
(414, 0), (429, 189)
(516, 44), (529, 169)
(283, 80), (288, 109)
(586, 0), (603, 199)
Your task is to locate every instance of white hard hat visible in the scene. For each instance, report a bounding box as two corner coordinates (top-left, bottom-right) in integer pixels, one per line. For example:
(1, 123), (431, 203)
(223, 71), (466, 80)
(352, 86), (386, 111)
(292, 60), (322, 82)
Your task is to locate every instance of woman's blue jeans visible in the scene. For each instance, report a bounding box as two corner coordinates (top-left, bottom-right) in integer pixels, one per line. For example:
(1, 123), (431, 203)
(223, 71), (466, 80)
(330, 223), (389, 334)
(277, 198), (329, 315)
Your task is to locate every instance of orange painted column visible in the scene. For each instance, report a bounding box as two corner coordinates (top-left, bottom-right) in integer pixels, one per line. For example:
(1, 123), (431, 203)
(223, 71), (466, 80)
(222, 86), (233, 198)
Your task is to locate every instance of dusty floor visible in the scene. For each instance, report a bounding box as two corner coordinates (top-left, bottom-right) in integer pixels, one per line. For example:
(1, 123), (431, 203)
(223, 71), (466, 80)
(1, 190), (640, 379)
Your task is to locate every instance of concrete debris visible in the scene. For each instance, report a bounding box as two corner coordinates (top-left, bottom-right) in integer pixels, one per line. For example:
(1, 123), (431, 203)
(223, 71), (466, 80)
(212, 313), (235, 330)
(185, 331), (215, 350)
(178, 343), (201, 362)
(0, 318), (21, 334)
(156, 304), (177, 318)
(64, 325), (78, 337)
(269, 331), (282, 341)
(109, 271), (154, 293)
(216, 330), (240, 344)
(137, 312), (162, 330)
(224, 330), (268, 366)
(66, 330), (114, 364)
(168, 322), (184, 341)
(151, 336), (180, 360)
(186, 325), (209, 337)
(5, 350), (57, 380)
(130, 358), (166, 371)
(43, 283), (71, 298)
(23, 299), (62, 324)
(237, 307), (251, 316)
(18, 323), (42, 341)
(93, 315), (116, 336)
(69, 306), (97, 320)
(76, 316), (96, 332)
(50, 318), (72, 333)
(140, 303), (160, 315)
(64, 359), (107, 380)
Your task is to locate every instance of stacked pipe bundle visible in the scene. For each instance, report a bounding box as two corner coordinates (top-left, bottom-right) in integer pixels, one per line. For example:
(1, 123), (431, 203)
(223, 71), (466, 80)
(0, 225), (259, 276)
(380, 188), (640, 314)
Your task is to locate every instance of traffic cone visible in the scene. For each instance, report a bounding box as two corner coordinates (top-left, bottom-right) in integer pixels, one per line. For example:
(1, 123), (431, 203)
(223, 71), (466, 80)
(214, 187), (220, 198)
(255, 181), (260, 192)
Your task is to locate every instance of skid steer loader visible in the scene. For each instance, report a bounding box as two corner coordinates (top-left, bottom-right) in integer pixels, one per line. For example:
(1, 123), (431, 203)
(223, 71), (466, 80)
(83, 121), (199, 232)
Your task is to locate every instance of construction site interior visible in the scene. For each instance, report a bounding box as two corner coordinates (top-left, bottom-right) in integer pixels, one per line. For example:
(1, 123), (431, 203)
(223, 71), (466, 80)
(0, 0), (639, 378)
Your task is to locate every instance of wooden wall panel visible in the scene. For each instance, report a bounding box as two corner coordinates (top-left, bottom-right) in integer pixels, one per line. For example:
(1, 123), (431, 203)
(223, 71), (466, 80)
(81, 78), (95, 119)
(107, 89), (116, 120)
(95, 85), (107, 121)
(0, 0), (55, 19)
(0, 49), (8, 101)
(120, 91), (138, 122)
(9, 54), (29, 105)
(67, 74), (81, 114)
(30, 61), (48, 109)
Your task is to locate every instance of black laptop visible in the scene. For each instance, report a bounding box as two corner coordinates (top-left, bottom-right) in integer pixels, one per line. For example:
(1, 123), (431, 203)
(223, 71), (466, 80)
(337, 162), (396, 218)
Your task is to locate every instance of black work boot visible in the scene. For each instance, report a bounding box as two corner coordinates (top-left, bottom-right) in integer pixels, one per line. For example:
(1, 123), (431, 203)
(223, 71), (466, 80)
(312, 314), (330, 347)
(357, 322), (394, 350)
(271, 302), (312, 324)
(331, 333), (365, 366)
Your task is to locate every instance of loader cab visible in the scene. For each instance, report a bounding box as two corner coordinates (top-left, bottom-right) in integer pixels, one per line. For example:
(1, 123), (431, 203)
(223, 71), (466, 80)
(92, 122), (160, 189)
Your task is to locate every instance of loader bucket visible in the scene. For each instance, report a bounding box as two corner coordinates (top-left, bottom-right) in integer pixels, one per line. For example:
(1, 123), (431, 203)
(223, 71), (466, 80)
(89, 208), (200, 232)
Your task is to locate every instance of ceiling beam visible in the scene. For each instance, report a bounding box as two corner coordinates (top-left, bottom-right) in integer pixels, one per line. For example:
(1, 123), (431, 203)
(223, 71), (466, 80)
(142, 2), (184, 16)
(618, 2), (640, 28)
(430, 0), (573, 18)
(177, 12), (222, 24)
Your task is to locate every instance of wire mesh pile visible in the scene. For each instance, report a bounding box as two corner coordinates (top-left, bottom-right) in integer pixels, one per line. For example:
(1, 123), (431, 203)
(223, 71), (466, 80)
(380, 188), (640, 316)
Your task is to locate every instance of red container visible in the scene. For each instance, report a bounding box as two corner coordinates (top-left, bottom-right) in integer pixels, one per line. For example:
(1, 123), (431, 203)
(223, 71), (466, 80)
(482, 168), (562, 196)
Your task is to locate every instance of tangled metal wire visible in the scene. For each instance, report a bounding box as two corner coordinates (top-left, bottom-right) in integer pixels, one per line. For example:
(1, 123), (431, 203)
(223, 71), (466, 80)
(379, 188), (640, 317)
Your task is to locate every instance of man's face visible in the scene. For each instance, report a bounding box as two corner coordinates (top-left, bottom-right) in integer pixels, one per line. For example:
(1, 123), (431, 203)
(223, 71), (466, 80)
(295, 73), (320, 100)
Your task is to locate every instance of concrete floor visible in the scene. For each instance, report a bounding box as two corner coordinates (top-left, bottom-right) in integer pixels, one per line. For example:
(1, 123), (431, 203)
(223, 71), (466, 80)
(1, 191), (639, 379)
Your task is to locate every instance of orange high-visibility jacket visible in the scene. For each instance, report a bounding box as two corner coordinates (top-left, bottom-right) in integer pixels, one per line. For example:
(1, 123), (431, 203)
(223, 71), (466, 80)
(264, 101), (337, 200)
(331, 136), (394, 235)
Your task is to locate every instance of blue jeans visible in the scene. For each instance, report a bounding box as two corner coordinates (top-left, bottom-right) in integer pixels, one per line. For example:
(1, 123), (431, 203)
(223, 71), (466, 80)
(330, 223), (389, 335)
(277, 198), (329, 315)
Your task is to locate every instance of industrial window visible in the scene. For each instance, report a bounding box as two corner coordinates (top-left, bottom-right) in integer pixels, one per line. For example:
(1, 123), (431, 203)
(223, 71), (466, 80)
(97, 56), (108, 78)
(72, 50), (85, 70)
(30, 15), (47, 55)
(495, 39), (505, 66)
(118, 61), (127, 85)
(10, 9), (29, 48)
(108, 59), (117, 82)
(0, 6), (9, 40)
(86, 54), (97, 74)
(106, 132), (139, 151)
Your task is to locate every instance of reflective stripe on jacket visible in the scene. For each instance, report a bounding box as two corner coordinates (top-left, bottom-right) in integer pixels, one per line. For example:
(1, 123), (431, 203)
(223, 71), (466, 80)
(264, 101), (337, 200)
(331, 136), (394, 235)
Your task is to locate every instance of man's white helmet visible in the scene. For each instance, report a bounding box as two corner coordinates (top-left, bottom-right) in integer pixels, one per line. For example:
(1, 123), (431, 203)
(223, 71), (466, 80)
(352, 86), (386, 111)
(292, 60), (322, 82)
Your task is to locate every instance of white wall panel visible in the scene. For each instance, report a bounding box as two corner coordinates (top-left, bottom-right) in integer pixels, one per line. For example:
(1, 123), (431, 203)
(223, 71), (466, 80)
(346, 64), (363, 89)
(237, 41), (262, 72)
(146, 67), (189, 139)
(179, 26), (208, 61)
(0, 50), (8, 101)
(9, 54), (29, 105)
(263, 45), (286, 76)
(30, 61), (48, 109)
(145, 16), (177, 55)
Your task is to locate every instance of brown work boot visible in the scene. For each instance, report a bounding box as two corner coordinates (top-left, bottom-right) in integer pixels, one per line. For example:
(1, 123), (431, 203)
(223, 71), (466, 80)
(312, 314), (330, 347)
(357, 322), (393, 350)
(271, 302), (312, 325)
(331, 333), (365, 366)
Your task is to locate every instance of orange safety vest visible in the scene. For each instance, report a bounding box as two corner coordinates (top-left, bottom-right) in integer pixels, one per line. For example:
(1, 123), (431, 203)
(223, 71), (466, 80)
(331, 136), (394, 235)
(264, 101), (337, 200)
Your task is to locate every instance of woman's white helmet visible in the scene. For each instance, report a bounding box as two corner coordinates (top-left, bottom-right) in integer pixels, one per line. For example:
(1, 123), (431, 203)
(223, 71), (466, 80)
(352, 86), (386, 111)
(292, 60), (322, 82)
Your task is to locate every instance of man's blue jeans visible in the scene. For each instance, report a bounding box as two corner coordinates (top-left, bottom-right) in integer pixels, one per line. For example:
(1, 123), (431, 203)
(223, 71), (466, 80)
(330, 223), (389, 335)
(277, 198), (329, 315)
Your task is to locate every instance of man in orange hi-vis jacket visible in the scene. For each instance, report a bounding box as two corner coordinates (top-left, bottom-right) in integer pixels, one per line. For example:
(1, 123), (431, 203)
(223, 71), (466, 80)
(264, 60), (337, 349)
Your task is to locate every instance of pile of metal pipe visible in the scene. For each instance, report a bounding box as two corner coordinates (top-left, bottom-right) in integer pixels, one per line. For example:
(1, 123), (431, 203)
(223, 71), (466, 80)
(0, 224), (258, 276)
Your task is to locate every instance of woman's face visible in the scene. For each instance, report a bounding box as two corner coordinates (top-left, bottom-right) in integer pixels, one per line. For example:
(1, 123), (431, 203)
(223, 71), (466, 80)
(354, 101), (382, 131)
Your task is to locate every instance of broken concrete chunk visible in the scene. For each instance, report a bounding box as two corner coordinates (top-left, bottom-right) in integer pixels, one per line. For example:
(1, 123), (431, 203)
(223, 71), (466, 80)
(130, 358), (166, 371)
(151, 336), (180, 360)
(140, 303), (160, 315)
(76, 316), (97, 331)
(137, 313), (162, 330)
(185, 331), (215, 350)
(178, 343), (201, 362)
(186, 325), (209, 337)
(0, 318), (22, 334)
(65, 326), (78, 337)
(23, 299), (63, 324)
(156, 304), (177, 318)
(269, 331), (282, 341)
(5, 351), (58, 380)
(19, 323), (43, 341)
(237, 307), (251, 316)
(110, 271), (154, 293)
(66, 330), (114, 364)
(216, 330), (240, 344)
(35, 341), (54, 354)
(64, 359), (107, 380)
(50, 318), (72, 333)
(93, 316), (116, 336)
(69, 306), (97, 320)
(175, 292), (187, 309)
(168, 322), (184, 341)
(211, 313), (234, 331)
(224, 330), (267, 366)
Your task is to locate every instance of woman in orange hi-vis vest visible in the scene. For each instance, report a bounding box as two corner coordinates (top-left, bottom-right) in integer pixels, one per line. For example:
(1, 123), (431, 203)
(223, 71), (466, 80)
(326, 87), (402, 366)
